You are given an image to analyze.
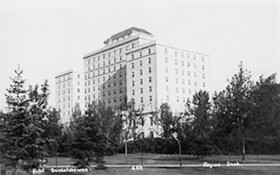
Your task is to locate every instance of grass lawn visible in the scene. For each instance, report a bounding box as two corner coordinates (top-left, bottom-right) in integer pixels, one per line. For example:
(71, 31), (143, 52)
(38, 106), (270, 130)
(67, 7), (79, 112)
(45, 167), (280, 175)
(45, 154), (280, 175)
(46, 153), (280, 166)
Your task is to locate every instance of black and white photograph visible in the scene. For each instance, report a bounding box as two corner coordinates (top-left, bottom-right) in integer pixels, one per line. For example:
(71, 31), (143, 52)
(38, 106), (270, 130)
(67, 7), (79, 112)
(0, 0), (279, 174)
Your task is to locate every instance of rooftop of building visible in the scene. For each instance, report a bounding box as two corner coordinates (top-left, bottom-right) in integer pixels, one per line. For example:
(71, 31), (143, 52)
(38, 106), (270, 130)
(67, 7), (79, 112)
(103, 27), (153, 44)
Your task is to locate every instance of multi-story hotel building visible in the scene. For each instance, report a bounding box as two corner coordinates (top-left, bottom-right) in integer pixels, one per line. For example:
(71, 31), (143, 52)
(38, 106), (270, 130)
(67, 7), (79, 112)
(82, 27), (208, 138)
(55, 69), (84, 124)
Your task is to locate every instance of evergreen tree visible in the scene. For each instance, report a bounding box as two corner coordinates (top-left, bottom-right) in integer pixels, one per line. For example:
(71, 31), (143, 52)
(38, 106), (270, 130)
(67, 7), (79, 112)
(251, 74), (280, 153)
(185, 90), (213, 156)
(3, 68), (49, 171)
(213, 63), (253, 161)
(70, 101), (122, 169)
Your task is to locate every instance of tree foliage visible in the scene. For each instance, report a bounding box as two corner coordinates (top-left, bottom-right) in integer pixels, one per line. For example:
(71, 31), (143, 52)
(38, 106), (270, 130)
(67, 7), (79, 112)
(2, 69), (49, 171)
(213, 63), (253, 160)
(185, 90), (213, 156)
(70, 101), (122, 169)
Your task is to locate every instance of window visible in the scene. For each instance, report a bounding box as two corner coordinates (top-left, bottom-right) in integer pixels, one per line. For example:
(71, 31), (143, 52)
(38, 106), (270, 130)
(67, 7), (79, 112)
(182, 70), (184, 75)
(182, 79), (185, 84)
(150, 117), (153, 126)
(114, 89), (116, 94)
(165, 67), (168, 73)
(166, 86), (169, 91)
(140, 79), (143, 84)
(132, 90), (135, 95)
(120, 88), (122, 93)
(165, 48), (168, 53)
(176, 87), (179, 93)
(182, 88), (185, 93)
(140, 60), (142, 66)
(148, 57), (151, 64)
(119, 80), (122, 85)
(175, 59), (178, 65)
(149, 86), (152, 92)
(148, 67), (151, 73)
(203, 73), (205, 79)
(140, 51), (142, 57)
(140, 97), (143, 103)
(175, 69), (178, 74)
(140, 70), (143, 75)
(140, 88), (143, 94)
(149, 77), (152, 82)
(148, 48), (151, 54)
(176, 78), (178, 83)
(132, 72), (134, 77)
(165, 57), (168, 63)
(202, 65), (205, 70)
(165, 76), (168, 82)
(132, 63), (134, 68)
(181, 61), (184, 66)
(77, 88), (80, 93)
(175, 50), (177, 56)
(203, 82), (206, 87)
(132, 81), (135, 86)
(149, 96), (152, 102)
(187, 62), (190, 67)
(166, 95), (169, 101)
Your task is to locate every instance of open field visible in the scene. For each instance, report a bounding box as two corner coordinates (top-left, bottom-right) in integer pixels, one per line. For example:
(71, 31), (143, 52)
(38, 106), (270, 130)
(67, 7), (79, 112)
(73, 167), (280, 175)
(46, 154), (280, 166)
(44, 154), (280, 175)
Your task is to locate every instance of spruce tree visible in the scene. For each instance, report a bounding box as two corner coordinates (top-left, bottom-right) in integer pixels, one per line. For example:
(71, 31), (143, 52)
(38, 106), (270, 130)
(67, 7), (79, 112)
(3, 68), (49, 171)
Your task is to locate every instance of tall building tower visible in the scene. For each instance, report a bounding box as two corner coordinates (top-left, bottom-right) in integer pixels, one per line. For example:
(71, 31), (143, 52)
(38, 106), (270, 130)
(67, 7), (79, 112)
(55, 69), (84, 124)
(83, 27), (209, 138)
(83, 27), (154, 109)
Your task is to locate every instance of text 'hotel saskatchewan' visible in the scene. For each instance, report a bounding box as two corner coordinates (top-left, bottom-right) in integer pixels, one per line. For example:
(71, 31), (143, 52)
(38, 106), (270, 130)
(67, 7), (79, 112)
(56, 27), (208, 137)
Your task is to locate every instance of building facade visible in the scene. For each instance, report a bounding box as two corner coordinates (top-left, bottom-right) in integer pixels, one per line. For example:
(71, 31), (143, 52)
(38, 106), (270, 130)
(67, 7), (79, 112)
(55, 69), (84, 124)
(82, 27), (208, 137)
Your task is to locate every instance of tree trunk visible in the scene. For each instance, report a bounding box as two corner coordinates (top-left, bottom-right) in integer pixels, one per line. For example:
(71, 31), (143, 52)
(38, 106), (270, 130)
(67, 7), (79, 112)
(241, 135), (246, 163)
(95, 156), (106, 170)
(125, 141), (128, 162)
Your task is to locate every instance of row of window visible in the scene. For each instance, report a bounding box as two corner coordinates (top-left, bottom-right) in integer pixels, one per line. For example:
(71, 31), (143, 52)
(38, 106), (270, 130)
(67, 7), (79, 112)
(87, 41), (140, 64)
(165, 67), (205, 77)
(130, 57), (152, 69)
(131, 67), (152, 77)
(132, 77), (152, 86)
(165, 96), (188, 103)
(85, 63), (124, 78)
(164, 57), (205, 69)
(130, 48), (152, 60)
(165, 77), (205, 86)
(131, 86), (152, 96)
(164, 48), (205, 61)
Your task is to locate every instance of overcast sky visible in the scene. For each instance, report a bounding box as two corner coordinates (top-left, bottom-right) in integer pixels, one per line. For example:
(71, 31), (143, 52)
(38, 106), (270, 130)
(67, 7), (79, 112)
(0, 0), (279, 110)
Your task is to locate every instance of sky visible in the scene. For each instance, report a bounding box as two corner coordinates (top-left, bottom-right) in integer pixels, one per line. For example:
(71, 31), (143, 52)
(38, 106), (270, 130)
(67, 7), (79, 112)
(0, 0), (279, 110)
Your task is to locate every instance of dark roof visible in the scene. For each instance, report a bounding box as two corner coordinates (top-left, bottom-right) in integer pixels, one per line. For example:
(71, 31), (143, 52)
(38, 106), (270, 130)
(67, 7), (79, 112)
(104, 27), (153, 44)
